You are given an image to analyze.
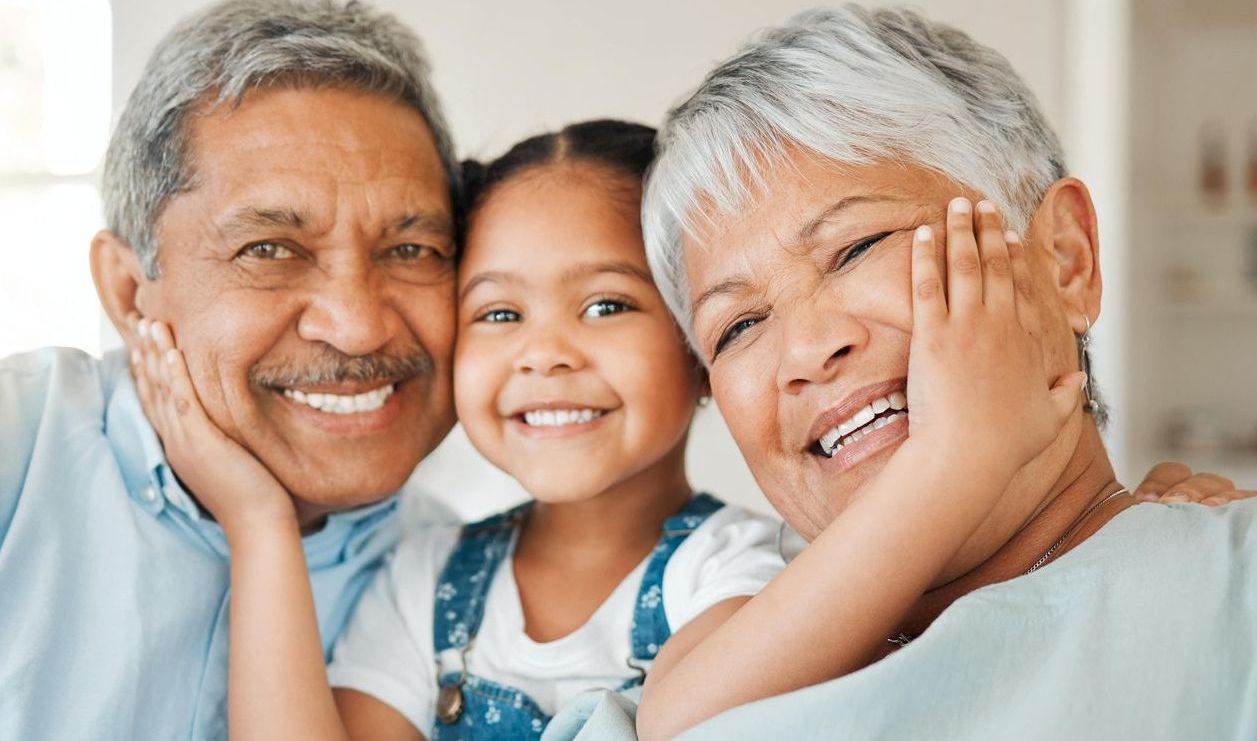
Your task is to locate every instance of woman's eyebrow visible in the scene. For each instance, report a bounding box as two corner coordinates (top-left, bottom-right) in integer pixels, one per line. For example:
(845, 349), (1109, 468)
(790, 195), (904, 247)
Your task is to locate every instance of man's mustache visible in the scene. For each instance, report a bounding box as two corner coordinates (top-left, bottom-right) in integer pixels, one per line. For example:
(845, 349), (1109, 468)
(248, 345), (434, 388)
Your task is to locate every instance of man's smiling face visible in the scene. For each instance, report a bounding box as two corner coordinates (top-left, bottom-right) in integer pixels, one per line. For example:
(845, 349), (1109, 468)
(138, 86), (457, 520)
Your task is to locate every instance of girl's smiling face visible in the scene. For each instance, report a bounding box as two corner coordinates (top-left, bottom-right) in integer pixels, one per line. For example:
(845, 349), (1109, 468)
(454, 164), (702, 503)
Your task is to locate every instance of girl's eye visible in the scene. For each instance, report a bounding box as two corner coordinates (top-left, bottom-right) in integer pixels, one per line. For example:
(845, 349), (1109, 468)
(714, 316), (761, 357)
(583, 300), (633, 319)
(240, 241), (296, 260)
(835, 232), (891, 269)
(477, 309), (521, 323)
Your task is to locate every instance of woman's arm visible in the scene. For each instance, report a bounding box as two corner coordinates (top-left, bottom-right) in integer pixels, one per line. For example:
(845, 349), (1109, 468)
(636, 200), (1086, 741)
(129, 317), (423, 741)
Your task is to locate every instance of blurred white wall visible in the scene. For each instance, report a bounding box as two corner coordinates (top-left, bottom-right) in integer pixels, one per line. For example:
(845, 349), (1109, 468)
(93, 1), (1129, 520)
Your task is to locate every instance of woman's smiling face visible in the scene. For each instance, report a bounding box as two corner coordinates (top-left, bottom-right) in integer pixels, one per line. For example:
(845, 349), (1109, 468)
(685, 149), (1082, 542)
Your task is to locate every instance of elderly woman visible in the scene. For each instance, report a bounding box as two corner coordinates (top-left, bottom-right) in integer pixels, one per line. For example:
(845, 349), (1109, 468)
(545, 6), (1257, 741)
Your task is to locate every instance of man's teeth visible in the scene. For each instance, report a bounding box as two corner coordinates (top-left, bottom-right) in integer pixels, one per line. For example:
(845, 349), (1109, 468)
(282, 384), (395, 414)
(818, 391), (908, 457)
(522, 408), (604, 427)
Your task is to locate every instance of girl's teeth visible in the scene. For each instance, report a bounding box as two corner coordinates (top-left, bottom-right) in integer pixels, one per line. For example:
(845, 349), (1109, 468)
(522, 409), (603, 427)
(888, 391), (907, 410)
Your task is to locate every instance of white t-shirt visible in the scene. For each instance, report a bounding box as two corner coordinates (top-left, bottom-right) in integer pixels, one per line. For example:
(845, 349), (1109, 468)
(327, 502), (784, 737)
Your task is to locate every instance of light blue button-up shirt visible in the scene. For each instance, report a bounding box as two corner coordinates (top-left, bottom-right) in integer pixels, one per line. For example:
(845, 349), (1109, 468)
(0, 347), (431, 740)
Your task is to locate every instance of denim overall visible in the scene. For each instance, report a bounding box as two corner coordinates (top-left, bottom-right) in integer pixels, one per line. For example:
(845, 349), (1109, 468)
(430, 493), (724, 740)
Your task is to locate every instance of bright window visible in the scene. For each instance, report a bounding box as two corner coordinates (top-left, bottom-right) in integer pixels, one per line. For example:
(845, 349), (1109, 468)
(0, 0), (112, 358)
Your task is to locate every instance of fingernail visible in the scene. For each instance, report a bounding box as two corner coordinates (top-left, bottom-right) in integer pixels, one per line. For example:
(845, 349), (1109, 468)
(1202, 496), (1224, 507)
(1004, 230), (1021, 243)
(130, 349), (141, 366)
(950, 197), (970, 213)
(976, 200), (996, 214)
(165, 349), (178, 364)
(1162, 491), (1189, 503)
(915, 225), (933, 241)
(137, 318), (148, 337)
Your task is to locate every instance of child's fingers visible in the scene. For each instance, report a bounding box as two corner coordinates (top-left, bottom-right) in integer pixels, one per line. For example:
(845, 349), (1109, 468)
(944, 197), (981, 315)
(911, 225), (946, 329)
(130, 347), (160, 425)
(1201, 489), (1257, 507)
(1047, 370), (1087, 424)
(974, 201), (1013, 310)
(1133, 462), (1194, 501)
(1005, 232), (1040, 335)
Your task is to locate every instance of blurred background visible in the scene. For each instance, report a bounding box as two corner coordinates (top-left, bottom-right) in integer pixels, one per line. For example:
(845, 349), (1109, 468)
(1, 0), (1254, 521)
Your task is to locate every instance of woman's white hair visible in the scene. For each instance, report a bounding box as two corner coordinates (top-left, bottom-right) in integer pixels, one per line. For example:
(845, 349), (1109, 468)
(643, 4), (1066, 343)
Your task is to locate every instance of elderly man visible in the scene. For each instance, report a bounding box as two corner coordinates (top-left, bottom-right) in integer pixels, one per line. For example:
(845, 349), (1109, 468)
(0, 1), (459, 738)
(547, 6), (1256, 741)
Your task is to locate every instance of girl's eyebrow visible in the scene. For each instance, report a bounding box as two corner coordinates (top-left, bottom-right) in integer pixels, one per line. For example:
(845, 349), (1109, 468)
(460, 270), (520, 300)
(560, 260), (654, 285)
(460, 260), (653, 301)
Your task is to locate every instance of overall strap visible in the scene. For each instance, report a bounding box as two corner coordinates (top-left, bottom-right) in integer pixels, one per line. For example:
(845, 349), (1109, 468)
(433, 502), (533, 653)
(628, 493), (725, 662)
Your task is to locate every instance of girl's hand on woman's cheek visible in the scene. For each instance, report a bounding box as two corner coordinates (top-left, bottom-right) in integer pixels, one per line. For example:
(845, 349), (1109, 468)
(904, 198), (1086, 476)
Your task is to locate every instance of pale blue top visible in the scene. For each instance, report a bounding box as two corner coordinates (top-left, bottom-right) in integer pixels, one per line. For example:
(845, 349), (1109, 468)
(544, 499), (1257, 741)
(0, 348), (423, 741)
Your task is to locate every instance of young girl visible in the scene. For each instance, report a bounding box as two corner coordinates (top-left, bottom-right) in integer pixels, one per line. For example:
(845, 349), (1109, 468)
(129, 120), (1087, 740)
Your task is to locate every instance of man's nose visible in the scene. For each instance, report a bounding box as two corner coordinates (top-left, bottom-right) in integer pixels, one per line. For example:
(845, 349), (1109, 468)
(775, 299), (867, 395)
(297, 269), (400, 357)
(514, 325), (585, 376)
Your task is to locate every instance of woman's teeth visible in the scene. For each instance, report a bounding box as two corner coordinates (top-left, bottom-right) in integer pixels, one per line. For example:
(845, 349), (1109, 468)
(818, 391), (908, 458)
(522, 408), (604, 427)
(282, 384), (395, 414)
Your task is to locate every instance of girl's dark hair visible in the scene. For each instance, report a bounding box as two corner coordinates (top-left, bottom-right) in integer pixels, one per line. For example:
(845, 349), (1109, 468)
(456, 119), (657, 245)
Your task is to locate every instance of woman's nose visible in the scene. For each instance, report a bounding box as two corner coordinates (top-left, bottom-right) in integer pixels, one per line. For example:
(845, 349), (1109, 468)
(775, 300), (867, 395)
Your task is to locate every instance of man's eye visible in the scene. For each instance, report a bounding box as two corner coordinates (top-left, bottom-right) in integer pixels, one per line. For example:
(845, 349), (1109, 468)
(583, 300), (633, 319)
(240, 242), (295, 260)
(835, 232), (891, 269)
(714, 316), (760, 357)
(477, 309), (521, 323)
(389, 243), (441, 261)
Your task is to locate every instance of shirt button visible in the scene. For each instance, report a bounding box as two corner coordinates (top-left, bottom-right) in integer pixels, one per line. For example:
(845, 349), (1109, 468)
(142, 485), (159, 503)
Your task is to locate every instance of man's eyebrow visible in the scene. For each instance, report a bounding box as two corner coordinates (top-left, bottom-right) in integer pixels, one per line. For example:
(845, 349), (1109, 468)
(218, 206), (308, 235)
(790, 195), (903, 246)
(387, 211), (454, 238)
(560, 260), (654, 285)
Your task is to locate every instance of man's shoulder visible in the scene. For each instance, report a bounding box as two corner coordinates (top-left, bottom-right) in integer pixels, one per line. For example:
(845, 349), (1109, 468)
(0, 346), (121, 415)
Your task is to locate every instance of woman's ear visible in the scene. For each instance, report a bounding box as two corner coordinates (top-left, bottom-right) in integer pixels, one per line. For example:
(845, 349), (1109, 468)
(90, 230), (149, 346)
(1034, 177), (1102, 327)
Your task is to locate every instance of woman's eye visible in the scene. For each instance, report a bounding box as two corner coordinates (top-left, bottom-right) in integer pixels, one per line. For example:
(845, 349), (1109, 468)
(240, 242), (295, 260)
(477, 309), (521, 323)
(835, 232), (891, 269)
(582, 300), (632, 319)
(714, 317), (760, 356)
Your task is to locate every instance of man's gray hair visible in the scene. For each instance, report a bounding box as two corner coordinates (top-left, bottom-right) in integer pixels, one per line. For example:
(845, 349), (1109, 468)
(103, 0), (458, 277)
(643, 4), (1067, 341)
